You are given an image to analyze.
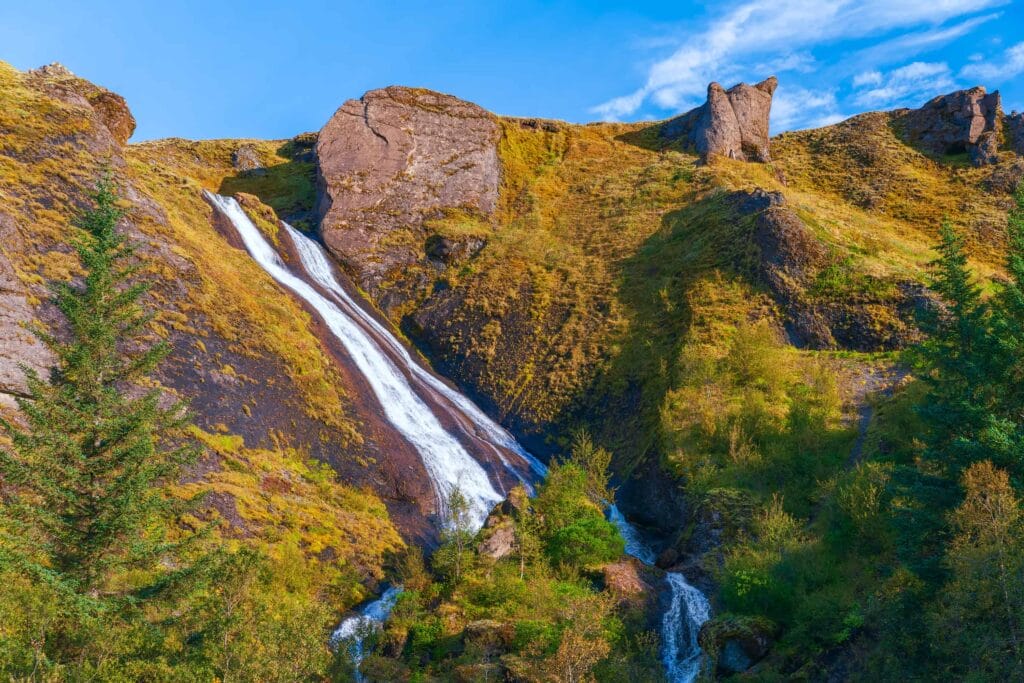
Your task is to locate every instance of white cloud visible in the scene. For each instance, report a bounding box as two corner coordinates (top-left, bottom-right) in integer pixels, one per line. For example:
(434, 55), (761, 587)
(846, 12), (1000, 68)
(852, 61), (956, 107)
(755, 51), (817, 75)
(771, 85), (843, 131)
(960, 42), (1024, 81)
(853, 71), (883, 87)
(592, 0), (1004, 121)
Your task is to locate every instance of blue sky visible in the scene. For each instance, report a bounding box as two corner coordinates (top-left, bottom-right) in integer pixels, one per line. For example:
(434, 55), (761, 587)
(2, 1), (1022, 141)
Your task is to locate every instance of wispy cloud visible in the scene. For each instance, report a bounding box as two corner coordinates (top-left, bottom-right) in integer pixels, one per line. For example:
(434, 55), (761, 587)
(852, 62), (956, 108)
(592, 0), (1005, 129)
(960, 41), (1024, 81)
(770, 85), (844, 130)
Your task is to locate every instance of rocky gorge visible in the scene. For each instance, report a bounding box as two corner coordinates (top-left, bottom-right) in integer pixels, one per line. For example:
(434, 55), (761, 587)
(3, 56), (1024, 680)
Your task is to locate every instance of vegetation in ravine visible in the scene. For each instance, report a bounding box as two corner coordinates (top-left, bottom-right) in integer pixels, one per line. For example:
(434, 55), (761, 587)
(340, 437), (669, 683)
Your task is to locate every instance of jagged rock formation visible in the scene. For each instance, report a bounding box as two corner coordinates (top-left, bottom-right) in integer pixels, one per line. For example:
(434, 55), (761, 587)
(660, 77), (777, 162)
(903, 86), (1002, 166)
(27, 63), (136, 145)
(315, 86), (500, 311)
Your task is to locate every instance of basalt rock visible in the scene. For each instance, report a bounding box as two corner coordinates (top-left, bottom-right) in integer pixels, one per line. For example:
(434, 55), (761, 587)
(232, 143), (263, 172)
(700, 616), (779, 675)
(1008, 112), (1024, 156)
(315, 87), (500, 311)
(660, 77), (777, 162)
(903, 86), (1002, 166)
(28, 63), (136, 145)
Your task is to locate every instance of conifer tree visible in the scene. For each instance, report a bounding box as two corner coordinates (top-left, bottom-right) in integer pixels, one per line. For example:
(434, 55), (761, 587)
(0, 174), (197, 596)
(982, 184), (1024, 473)
(914, 220), (993, 470)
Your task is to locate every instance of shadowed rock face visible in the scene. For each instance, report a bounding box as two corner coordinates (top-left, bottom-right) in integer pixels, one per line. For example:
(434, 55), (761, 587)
(660, 77), (777, 162)
(726, 189), (930, 351)
(903, 86), (1002, 166)
(1008, 112), (1024, 156)
(315, 87), (500, 309)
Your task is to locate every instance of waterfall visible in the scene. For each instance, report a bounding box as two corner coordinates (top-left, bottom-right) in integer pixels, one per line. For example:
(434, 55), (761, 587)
(662, 573), (711, 682)
(209, 190), (708, 681)
(608, 505), (712, 683)
(330, 585), (402, 680)
(206, 191), (516, 529)
(281, 222), (548, 482)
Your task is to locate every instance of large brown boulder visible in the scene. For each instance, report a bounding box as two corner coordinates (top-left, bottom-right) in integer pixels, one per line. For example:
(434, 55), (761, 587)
(315, 87), (500, 308)
(660, 77), (777, 162)
(28, 63), (136, 145)
(903, 86), (1002, 166)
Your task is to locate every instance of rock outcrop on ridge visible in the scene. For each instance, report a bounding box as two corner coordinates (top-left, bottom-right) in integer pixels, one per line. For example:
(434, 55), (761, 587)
(27, 62), (136, 146)
(660, 76), (778, 162)
(315, 86), (501, 311)
(726, 189), (931, 351)
(903, 86), (1003, 166)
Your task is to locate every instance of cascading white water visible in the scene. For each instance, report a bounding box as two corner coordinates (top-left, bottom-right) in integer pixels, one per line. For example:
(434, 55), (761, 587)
(662, 573), (711, 682)
(210, 190), (708, 680)
(330, 585), (402, 680)
(608, 505), (711, 683)
(282, 222), (548, 482)
(607, 504), (657, 564)
(206, 191), (503, 528)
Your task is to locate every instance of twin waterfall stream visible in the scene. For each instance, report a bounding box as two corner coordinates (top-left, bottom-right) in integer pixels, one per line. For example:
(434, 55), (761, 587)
(207, 192), (710, 682)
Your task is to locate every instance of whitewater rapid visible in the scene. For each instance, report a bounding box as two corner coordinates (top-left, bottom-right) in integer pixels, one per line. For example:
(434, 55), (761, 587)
(330, 585), (402, 681)
(206, 191), (529, 528)
(608, 505), (711, 683)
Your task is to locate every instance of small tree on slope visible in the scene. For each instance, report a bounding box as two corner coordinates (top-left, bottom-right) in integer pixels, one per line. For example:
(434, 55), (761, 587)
(0, 174), (199, 597)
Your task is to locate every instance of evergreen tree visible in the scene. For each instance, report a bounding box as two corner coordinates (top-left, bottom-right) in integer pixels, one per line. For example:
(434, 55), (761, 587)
(982, 184), (1024, 474)
(433, 484), (475, 583)
(0, 174), (198, 596)
(913, 220), (994, 471)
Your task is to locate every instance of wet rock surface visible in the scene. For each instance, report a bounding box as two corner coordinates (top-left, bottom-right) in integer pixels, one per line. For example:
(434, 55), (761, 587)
(660, 77), (777, 162)
(315, 86), (500, 312)
(699, 616), (778, 675)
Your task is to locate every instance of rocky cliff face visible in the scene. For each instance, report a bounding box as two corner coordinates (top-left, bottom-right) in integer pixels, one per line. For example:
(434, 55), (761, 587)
(1008, 112), (1024, 156)
(659, 77), (778, 162)
(0, 213), (53, 405)
(316, 86), (501, 313)
(903, 86), (1003, 166)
